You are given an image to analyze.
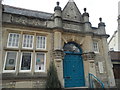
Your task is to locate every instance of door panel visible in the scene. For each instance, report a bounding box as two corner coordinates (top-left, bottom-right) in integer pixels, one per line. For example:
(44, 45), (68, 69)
(63, 53), (85, 88)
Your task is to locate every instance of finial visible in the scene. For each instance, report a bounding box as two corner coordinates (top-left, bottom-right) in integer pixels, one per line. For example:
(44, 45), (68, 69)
(82, 8), (89, 17)
(99, 17), (102, 22)
(54, 1), (61, 11)
(98, 17), (105, 27)
(57, 1), (59, 6)
(84, 8), (87, 12)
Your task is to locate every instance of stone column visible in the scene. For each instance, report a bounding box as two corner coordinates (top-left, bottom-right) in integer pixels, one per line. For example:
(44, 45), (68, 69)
(53, 2), (64, 87)
(82, 9), (96, 84)
(53, 30), (64, 87)
(82, 35), (96, 87)
(54, 31), (62, 50)
(83, 52), (96, 86)
(53, 49), (64, 87)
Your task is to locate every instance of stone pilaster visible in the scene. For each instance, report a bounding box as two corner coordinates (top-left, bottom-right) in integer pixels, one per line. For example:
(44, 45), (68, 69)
(82, 35), (95, 86)
(52, 2), (64, 87)
(54, 31), (62, 50)
(53, 49), (64, 87)
(82, 52), (96, 86)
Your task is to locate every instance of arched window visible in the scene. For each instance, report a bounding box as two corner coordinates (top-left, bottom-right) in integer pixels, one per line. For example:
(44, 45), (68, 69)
(63, 42), (81, 53)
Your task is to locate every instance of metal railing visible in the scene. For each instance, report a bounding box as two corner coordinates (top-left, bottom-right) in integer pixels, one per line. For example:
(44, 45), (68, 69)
(89, 73), (104, 88)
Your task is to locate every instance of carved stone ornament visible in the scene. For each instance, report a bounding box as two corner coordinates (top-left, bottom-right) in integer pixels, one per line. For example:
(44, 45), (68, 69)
(82, 52), (95, 61)
(53, 49), (64, 60)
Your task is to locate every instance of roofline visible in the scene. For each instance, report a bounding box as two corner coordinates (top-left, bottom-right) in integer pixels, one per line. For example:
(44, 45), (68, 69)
(2, 4), (53, 15)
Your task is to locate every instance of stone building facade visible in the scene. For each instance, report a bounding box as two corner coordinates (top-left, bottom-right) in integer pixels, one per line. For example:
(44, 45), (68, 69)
(1, 0), (115, 88)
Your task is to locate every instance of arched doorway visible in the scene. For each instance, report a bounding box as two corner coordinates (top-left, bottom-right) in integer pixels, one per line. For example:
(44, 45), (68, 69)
(63, 42), (85, 88)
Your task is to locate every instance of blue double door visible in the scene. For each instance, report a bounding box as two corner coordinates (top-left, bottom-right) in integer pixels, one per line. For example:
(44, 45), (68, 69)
(63, 52), (85, 88)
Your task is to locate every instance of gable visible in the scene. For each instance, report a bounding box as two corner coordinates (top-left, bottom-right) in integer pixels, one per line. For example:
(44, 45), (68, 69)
(62, 0), (82, 22)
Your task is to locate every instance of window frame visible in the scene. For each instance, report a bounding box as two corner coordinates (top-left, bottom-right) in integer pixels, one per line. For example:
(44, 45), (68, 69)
(3, 51), (18, 73)
(36, 36), (47, 50)
(93, 41), (99, 53)
(22, 34), (34, 49)
(7, 33), (20, 48)
(35, 52), (46, 72)
(19, 52), (32, 72)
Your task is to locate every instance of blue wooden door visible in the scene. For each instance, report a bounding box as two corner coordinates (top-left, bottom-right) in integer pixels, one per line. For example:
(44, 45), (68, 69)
(63, 52), (85, 88)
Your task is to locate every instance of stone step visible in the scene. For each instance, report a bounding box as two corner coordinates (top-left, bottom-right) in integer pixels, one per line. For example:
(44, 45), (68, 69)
(64, 87), (88, 89)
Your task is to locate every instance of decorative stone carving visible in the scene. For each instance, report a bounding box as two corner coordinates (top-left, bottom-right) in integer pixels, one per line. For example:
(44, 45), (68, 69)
(53, 49), (64, 61)
(82, 52), (95, 61)
(10, 14), (46, 27)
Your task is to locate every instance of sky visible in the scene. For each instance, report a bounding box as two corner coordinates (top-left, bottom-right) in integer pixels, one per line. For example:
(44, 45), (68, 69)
(2, 0), (120, 40)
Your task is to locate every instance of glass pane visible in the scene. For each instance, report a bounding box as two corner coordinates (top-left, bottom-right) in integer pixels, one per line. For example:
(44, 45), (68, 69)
(8, 33), (19, 47)
(36, 36), (46, 49)
(16, 34), (19, 46)
(30, 36), (33, 47)
(40, 37), (42, 48)
(64, 43), (80, 52)
(93, 42), (98, 52)
(21, 52), (31, 70)
(37, 36), (40, 48)
(12, 34), (16, 46)
(23, 35), (26, 47)
(8, 36), (12, 46)
(35, 53), (45, 71)
(23, 35), (33, 48)
(4, 52), (17, 70)
(43, 37), (45, 48)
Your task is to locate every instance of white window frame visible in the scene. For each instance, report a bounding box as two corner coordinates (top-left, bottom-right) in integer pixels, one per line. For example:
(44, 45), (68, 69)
(22, 34), (34, 49)
(35, 53), (46, 72)
(36, 36), (47, 50)
(3, 51), (18, 73)
(19, 52), (32, 72)
(7, 33), (20, 48)
(93, 41), (99, 53)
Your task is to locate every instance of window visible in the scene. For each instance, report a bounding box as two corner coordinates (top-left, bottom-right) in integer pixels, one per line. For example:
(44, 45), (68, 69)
(20, 52), (32, 72)
(22, 34), (34, 49)
(35, 53), (46, 72)
(4, 32), (48, 73)
(63, 43), (80, 53)
(93, 41), (99, 53)
(36, 36), (46, 50)
(3, 51), (17, 72)
(7, 33), (20, 48)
